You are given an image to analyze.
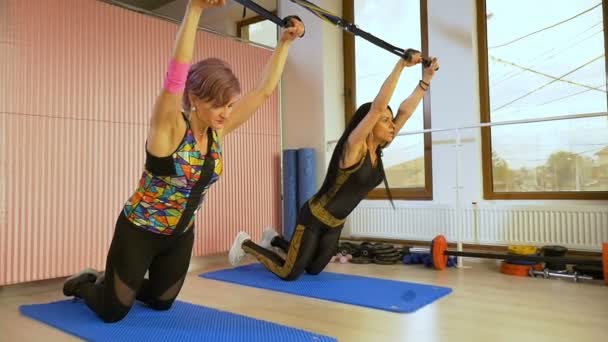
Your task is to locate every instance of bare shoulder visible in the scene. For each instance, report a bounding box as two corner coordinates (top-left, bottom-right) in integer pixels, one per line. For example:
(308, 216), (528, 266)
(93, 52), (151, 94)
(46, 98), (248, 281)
(340, 141), (366, 169)
(147, 112), (187, 157)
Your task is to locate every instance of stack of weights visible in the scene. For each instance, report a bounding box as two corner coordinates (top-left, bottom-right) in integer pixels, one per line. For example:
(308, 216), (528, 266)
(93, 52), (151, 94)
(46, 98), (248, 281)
(370, 243), (402, 264)
(346, 242), (403, 265)
(572, 264), (605, 280)
(332, 242), (358, 263)
(500, 245), (543, 277)
(542, 245), (569, 272)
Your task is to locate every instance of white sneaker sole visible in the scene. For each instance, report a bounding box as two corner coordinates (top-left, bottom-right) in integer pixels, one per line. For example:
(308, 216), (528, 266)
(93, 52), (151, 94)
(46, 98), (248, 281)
(229, 231), (250, 266)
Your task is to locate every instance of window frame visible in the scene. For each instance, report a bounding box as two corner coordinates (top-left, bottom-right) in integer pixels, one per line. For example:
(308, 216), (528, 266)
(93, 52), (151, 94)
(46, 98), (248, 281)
(236, 11), (278, 42)
(477, 0), (608, 200)
(343, 0), (434, 200)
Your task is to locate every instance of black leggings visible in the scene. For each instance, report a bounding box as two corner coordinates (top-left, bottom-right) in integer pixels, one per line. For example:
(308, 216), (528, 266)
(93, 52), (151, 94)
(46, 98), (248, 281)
(78, 213), (194, 323)
(243, 206), (342, 281)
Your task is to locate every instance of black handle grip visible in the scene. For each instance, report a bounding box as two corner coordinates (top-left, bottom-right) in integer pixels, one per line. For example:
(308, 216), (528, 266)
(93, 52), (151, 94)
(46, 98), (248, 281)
(422, 58), (439, 71)
(282, 15), (305, 37)
(404, 48), (439, 71)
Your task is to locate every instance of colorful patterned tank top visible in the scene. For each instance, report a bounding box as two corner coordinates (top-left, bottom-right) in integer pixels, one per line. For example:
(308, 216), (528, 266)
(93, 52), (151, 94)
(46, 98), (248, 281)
(122, 115), (222, 235)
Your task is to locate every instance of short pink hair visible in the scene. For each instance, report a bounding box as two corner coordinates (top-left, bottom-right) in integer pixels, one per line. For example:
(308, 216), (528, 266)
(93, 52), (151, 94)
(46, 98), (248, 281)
(182, 58), (241, 109)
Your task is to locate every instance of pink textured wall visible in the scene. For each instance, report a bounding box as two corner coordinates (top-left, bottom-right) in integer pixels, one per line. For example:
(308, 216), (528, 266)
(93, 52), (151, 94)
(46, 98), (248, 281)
(0, 0), (281, 285)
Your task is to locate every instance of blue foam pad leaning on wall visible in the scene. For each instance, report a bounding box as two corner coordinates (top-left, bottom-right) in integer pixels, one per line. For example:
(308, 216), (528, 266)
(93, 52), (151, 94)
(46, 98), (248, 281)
(296, 148), (316, 210)
(200, 263), (452, 313)
(20, 300), (337, 342)
(282, 149), (298, 240)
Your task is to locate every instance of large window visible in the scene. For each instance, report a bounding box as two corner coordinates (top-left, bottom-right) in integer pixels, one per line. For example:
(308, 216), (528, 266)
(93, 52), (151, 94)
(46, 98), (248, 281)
(344, 0), (432, 200)
(478, 0), (608, 199)
(236, 14), (278, 48)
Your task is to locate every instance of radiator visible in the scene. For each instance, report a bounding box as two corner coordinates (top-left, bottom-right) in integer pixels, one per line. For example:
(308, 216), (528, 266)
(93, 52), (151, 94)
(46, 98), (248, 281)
(349, 203), (608, 251)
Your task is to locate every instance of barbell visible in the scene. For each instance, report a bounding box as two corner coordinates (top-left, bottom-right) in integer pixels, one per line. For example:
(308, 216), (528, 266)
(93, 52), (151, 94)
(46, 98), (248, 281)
(428, 235), (608, 286)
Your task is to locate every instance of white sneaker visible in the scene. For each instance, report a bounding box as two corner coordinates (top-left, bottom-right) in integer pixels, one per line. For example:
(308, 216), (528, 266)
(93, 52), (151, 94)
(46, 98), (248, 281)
(259, 227), (279, 249)
(229, 231), (251, 266)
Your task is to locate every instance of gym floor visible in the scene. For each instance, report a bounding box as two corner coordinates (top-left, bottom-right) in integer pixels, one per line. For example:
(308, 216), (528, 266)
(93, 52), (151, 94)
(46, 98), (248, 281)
(1, 254), (606, 342)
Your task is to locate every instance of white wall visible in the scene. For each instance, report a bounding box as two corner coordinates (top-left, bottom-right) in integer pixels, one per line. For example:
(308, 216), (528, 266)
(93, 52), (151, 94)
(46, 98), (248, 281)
(426, 0), (483, 205)
(278, 0), (344, 187)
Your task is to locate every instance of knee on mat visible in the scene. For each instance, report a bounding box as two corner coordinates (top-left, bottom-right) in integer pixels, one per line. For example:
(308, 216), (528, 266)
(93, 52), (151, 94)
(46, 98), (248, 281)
(305, 266), (324, 275)
(282, 272), (303, 281)
(99, 307), (130, 323)
(147, 299), (175, 311)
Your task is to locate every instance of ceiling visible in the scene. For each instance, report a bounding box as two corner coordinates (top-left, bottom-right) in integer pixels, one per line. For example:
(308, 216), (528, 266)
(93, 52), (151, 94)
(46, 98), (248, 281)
(108, 0), (277, 36)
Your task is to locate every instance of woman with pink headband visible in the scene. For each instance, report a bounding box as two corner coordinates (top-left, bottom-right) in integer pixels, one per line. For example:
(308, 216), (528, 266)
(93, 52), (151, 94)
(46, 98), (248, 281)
(62, 0), (304, 323)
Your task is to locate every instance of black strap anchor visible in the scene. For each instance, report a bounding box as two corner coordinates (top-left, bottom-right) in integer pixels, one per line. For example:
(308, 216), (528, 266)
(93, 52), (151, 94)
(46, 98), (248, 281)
(233, 0), (305, 37)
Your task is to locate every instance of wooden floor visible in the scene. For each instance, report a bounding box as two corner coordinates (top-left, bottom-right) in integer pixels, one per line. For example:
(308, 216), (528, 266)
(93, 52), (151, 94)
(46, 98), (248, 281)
(1, 254), (607, 342)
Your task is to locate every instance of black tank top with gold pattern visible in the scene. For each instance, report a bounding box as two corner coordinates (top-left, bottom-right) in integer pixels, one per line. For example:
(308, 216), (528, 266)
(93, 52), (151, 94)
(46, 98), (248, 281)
(308, 150), (383, 227)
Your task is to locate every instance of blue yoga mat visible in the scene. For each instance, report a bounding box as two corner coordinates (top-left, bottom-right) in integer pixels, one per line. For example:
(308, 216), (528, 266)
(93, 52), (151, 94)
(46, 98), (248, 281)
(20, 300), (336, 342)
(282, 149), (298, 240)
(200, 263), (452, 313)
(297, 148), (316, 210)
